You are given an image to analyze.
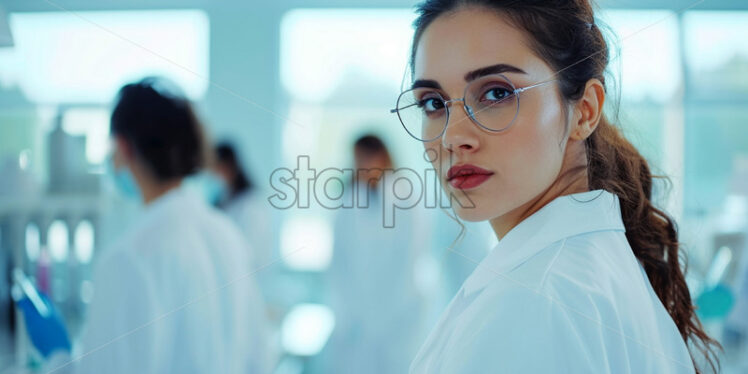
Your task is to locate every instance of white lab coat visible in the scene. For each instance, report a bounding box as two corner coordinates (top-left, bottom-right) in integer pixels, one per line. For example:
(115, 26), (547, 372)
(222, 190), (274, 271)
(410, 190), (696, 374)
(323, 181), (430, 374)
(50, 188), (270, 373)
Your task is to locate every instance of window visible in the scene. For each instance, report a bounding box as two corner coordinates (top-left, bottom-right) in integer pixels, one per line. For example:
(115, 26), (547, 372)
(0, 10), (209, 103)
(682, 12), (748, 217)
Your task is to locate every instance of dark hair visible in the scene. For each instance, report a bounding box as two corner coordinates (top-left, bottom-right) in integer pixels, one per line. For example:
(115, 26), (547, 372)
(352, 134), (394, 187)
(355, 134), (390, 157)
(215, 142), (254, 196)
(411, 1), (720, 372)
(110, 76), (207, 181)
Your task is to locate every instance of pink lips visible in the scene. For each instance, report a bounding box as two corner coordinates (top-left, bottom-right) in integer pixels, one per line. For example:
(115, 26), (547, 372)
(446, 164), (494, 190)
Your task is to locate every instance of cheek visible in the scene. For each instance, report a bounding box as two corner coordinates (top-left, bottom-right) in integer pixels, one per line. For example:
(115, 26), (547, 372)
(494, 99), (567, 191)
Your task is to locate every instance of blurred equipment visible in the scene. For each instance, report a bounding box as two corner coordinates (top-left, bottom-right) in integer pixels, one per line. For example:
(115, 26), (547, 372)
(48, 111), (100, 195)
(696, 246), (736, 320)
(12, 268), (72, 358)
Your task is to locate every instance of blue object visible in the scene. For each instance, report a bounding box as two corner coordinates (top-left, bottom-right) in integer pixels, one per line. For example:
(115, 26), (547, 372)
(201, 173), (227, 206)
(696, 283), (735, 320)
(16, 292), (71, 358)
(108, 158), (141, 200)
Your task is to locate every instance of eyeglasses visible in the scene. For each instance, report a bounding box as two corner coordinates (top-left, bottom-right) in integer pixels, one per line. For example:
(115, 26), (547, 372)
(391, 73), (556, 142)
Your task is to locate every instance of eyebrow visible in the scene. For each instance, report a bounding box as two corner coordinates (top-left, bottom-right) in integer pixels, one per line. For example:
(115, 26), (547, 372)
(411, 63), (527, 90)
(411, 79), (442, 90)
(464, 63), (527, 82)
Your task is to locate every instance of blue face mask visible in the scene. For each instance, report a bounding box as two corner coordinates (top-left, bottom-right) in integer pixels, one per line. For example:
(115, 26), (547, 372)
(107, 158), (141, 200)
(202, 173), (228, 206)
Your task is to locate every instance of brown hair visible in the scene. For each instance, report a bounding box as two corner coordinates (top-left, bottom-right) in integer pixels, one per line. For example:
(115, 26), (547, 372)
(111, 76), (208, 181)
(410, 0), (720, 372)
(354, 134), (394, 169)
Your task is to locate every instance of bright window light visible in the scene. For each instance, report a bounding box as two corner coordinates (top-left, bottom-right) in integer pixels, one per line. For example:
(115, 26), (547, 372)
(684, 11), (748, 74)
(0, 10), (209, 104)
(62, 107), (111, 164)
(74, 220), (95, 263)
(279, 9), (427, 171)
(48, 220), (69, 262)
(280, 9), (415, 103)
(25, 222), (40, 261)
(281, 303), (335, 356)
(600, 10), (681, 103)
(280, 215), (333, 271)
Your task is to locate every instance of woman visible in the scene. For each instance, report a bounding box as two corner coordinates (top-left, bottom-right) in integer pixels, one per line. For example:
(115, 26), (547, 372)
(210, 142), (273, 274)
(391, 1), (720, 373)
(18, 77), (270, 373)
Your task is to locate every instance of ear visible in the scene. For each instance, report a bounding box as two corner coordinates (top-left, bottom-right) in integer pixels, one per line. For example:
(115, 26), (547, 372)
(569, 78), (605, 141)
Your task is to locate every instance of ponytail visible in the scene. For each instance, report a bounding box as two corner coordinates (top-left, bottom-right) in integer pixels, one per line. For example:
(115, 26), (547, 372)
(587, 117), (721, 373)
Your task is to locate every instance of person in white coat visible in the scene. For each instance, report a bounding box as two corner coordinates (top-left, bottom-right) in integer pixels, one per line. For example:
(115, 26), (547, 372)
(391, 1), (721, 373)
(210, 142), (274, 289)
(17, 77), (270, 373)
(322, 134), (430, 374)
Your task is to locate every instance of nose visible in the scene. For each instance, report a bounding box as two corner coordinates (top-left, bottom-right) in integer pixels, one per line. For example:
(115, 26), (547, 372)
(441, 102), (480, 154)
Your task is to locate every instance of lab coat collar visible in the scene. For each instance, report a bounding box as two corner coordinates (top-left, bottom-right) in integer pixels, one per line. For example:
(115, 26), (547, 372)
(462, 189), (625, 296)
(145, 186), (187, 211)
(140, 186), (202, 222)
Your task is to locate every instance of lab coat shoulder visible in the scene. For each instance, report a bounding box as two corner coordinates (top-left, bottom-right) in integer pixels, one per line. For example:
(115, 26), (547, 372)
(442, 279), (603, 373)
(459, 231), (694, 374)
(544, 233), (696, 374)
(75, 245), (161, 372)
(112, 216), (213, 302)
(74, 201), (222, 372)
(440, 235), (628, 374)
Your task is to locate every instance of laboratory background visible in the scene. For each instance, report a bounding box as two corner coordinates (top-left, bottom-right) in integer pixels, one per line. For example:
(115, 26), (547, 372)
(0, 0), (747, 373)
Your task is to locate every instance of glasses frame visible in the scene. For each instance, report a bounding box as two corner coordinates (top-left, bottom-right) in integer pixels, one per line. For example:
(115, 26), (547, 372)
(391, 73), (557, 142)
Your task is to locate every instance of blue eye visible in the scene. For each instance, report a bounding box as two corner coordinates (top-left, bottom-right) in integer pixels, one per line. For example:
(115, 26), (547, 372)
(481, 87), (513, 103)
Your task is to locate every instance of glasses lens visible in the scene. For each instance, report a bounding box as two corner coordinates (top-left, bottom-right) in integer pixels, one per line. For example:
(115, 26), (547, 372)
(396, 88), (448, 142)
(465, 74), (519, 132)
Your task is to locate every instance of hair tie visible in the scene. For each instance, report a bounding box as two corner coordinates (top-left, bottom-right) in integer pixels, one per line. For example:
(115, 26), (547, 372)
(585, 22), (594, 30)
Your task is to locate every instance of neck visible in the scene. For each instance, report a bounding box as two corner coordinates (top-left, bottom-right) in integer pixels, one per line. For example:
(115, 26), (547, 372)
(126, 160), (183, 205)
(490, 142), (590, 240)
(142, 180), (181, 204)
(135, 170), (182, 204)
(489, 178), (589, 240)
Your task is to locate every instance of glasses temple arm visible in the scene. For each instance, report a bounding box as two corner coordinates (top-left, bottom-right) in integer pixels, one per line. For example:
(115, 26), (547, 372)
(515, 79), (557, 94)
(391, 102), (421, 113)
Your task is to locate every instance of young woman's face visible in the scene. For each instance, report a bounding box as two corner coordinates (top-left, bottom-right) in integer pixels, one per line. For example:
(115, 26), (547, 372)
(413, 8), (575, 226)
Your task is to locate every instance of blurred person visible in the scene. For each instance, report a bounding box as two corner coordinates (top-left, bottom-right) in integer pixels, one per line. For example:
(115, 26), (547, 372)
(205, 142), (281, 363)
(208, 142), (273, 282)
(16, 77), (270, 373)
(391, 0), (721, 373)
(322, 134), (430, 374)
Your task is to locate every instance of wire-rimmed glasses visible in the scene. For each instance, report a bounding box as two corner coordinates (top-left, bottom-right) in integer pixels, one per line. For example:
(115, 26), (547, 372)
(391, 73), (556, 142)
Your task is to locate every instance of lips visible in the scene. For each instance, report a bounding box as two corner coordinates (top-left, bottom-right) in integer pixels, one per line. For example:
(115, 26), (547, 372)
(446, 164), (494, 190)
